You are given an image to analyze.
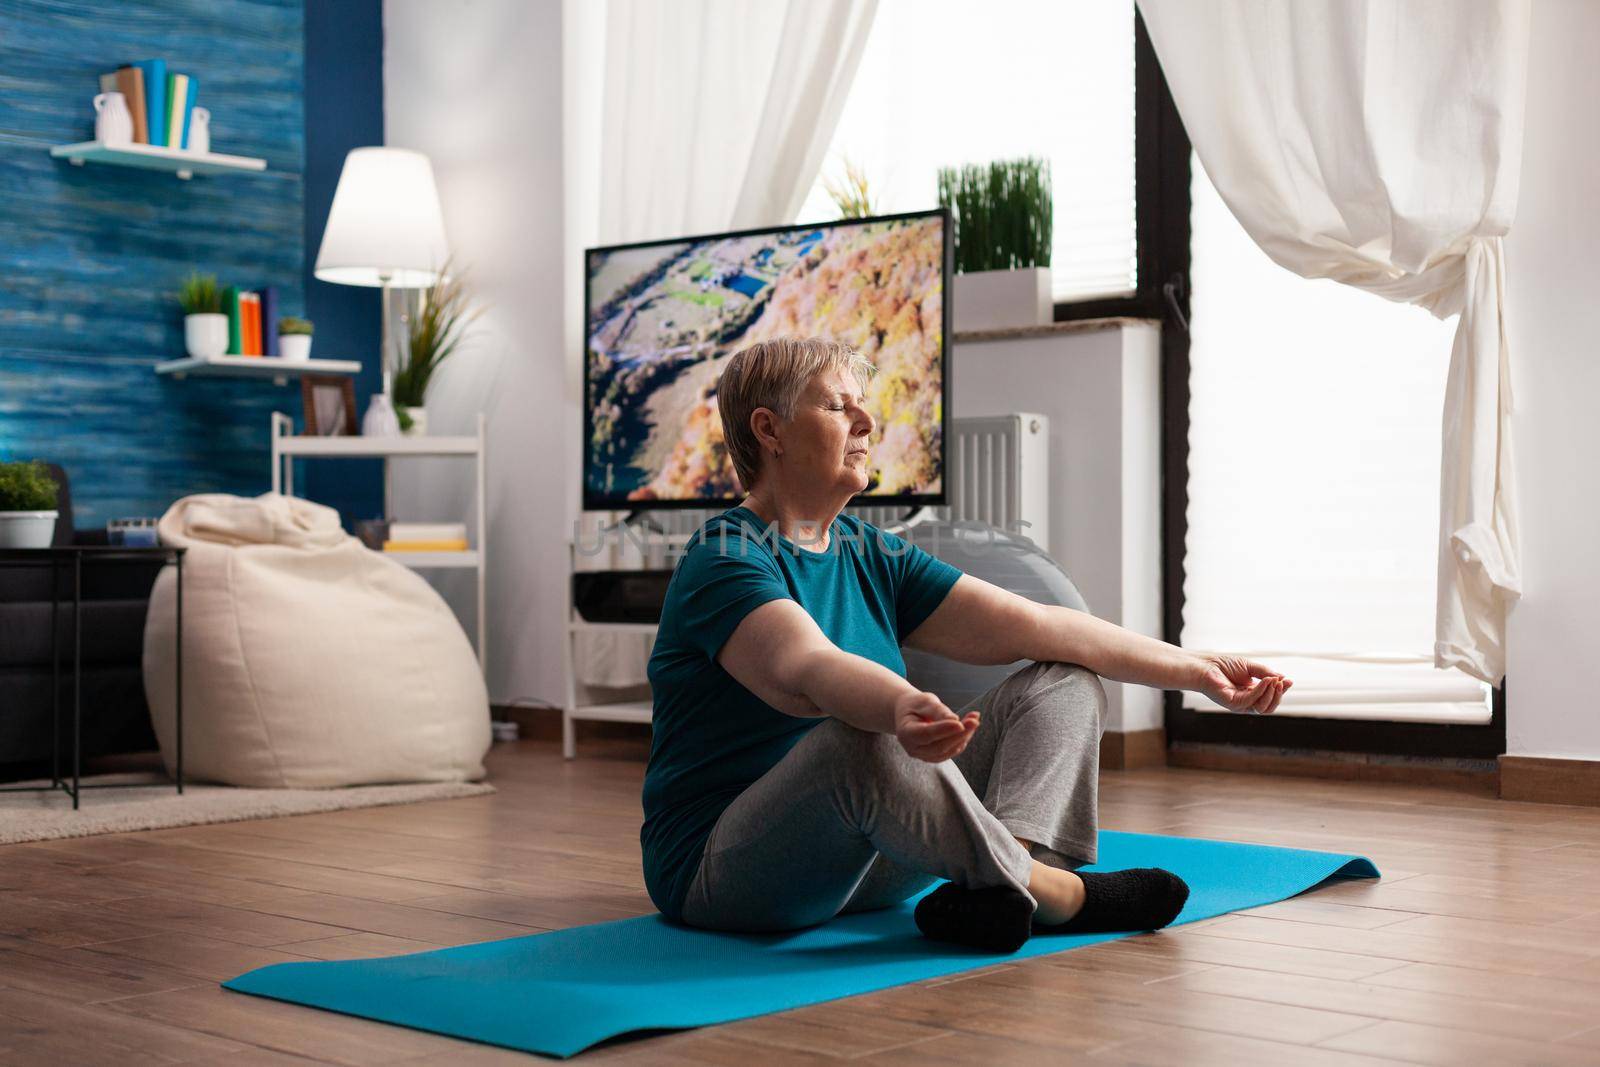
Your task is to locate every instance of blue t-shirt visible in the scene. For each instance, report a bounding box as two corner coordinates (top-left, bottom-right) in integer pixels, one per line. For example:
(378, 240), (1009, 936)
(640, 505), (964, 922)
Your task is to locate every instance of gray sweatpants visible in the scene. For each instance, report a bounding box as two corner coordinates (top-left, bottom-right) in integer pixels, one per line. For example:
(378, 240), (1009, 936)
(679, 660), (1108, 932)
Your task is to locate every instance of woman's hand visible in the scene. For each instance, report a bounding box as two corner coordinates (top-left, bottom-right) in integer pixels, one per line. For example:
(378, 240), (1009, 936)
(894, 690), (979, 763)
(1193, 653), (1292, 714)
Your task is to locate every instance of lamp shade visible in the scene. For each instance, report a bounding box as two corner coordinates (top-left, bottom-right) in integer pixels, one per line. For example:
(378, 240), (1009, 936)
(314, 147), (450, 288)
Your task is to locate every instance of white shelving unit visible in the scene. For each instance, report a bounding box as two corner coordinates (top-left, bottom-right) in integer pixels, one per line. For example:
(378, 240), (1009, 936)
(50, 140), (266, 180)
(157, 354), (361, 385)
(270, 411), (488, 676)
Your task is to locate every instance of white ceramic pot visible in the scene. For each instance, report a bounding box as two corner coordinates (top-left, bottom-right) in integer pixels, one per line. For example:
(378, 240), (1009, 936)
(280, 334), (313, 361)
(184, 313), (228, 360)
(187, 107), (211, 155)
(0, 511), (58, 549)
(952, 266), (1053, 332)
(94, 91), (133, 147)
(362, 392), (401, 437)
(398, 405), (428, 437)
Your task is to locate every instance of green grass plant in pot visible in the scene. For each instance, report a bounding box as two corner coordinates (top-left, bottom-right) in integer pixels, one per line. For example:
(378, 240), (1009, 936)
(177, 271), (227, 360)
(0, 460), (60, 548)
(279, 316), (314, 361)
(393, 258), (482, 436)
(936, 156), (1054, 330)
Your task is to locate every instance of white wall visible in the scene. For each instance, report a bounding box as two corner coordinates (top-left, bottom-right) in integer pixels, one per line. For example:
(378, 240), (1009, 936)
(953, 323), (1165, 734)
(384, 0), (573, 707)
(1503, 0), (1600, 760)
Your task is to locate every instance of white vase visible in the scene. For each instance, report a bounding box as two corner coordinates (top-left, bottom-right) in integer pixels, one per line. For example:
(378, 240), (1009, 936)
(398, 405), (428, 437)
(0, 511), (58, 549)
(362, 392), (401, 437)
(93, 91), (133, 147)
(952, 266), (1053, 332)
(183, 313), (228, 360)
(187, 107), (211, 155)
(280, 334), (312, 362)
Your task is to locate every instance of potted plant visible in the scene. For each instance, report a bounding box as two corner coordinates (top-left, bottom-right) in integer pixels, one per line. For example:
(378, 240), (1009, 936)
(0, 460), (60, 549)
(937, 156), (1054, 331)
(822, 154), (879, 219)
(279, 316), (314, 361)
(393, 258), (481, 436)
(177, 271), (227, 359)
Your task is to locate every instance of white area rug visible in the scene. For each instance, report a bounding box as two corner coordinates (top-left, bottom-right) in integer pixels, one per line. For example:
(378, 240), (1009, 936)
(0, 772), (496, 844)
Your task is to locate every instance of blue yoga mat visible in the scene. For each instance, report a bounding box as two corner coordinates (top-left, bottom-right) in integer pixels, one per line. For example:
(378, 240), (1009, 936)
(225, 831), (1377, 1058)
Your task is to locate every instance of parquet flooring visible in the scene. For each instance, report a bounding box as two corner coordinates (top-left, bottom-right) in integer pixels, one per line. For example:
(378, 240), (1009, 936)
(1, 735), (1598, 1065)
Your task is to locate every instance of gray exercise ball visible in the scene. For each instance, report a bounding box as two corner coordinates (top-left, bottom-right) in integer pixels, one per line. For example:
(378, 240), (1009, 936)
(899, 519), (1090, 713)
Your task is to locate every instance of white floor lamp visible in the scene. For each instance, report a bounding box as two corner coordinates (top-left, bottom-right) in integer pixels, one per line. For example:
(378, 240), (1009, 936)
(313, 146), (451, 436)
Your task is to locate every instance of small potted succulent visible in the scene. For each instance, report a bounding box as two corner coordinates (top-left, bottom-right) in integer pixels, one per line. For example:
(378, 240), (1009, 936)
(937, 156), (1054, 331)
(177, 271), (227, 359)
(0, 460), (60, 549)
(279, 316), (314, 361)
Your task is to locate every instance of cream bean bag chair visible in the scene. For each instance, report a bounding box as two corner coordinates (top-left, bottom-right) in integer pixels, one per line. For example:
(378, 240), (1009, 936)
(143, 493), (490, 787)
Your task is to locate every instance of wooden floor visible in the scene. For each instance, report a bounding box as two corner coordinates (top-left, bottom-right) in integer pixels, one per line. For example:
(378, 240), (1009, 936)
(2, 736), (1599, 1066)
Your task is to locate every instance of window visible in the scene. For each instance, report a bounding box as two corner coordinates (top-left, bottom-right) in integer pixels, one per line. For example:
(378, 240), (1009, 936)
(1181, 154), (1491, 725)
(797, 0), (1137, 303)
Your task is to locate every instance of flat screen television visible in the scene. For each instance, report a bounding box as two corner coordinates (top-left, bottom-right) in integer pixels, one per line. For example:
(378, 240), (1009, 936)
(583, 208), (950, 510)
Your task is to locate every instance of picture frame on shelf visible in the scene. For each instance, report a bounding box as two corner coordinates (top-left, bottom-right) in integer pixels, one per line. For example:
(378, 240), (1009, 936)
(300, 375), (357, 436)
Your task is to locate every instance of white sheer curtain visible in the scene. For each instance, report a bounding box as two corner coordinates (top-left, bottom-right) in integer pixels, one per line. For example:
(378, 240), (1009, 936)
(563, 0), (879, 685)
(1139, 0), (1530, 687)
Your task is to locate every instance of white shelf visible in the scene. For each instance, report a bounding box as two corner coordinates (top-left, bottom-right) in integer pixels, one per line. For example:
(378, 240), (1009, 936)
(569, 700), (654, 725)
(274, 434), (480, 457)
(156, 354), (360, 383)
(51, 140), (266, 179)
(382, 550), (480, 569)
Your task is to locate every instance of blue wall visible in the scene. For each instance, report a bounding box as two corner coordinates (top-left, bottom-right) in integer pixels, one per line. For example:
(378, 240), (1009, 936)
(0, 0), (383, 528)
(303, 0), (383, 526)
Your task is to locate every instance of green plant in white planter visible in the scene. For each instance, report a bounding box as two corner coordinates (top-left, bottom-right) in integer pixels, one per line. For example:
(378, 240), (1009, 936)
(937, 157), (1054, 331)
(177, 271), (227, 360)
(393, 258), (482, 436)
(279, 316), (314, 361)
(0, 460), (60, 548)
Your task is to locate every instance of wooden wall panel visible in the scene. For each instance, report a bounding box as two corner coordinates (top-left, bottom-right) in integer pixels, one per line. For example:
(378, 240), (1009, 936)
(0, 0), (305, 524)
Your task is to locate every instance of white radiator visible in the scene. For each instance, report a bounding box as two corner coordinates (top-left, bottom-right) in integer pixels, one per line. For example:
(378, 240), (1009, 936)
(849, 413), (1049, 547)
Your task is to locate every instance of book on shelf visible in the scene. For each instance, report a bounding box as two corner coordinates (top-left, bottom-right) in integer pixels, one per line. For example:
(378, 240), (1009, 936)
(223, 285), (241, 354)
(98, 66), (148, 143)
(239, 291), (261, 356)
(383, 539), (470, 553)
(388, 521), (468, 544)
(165, 72), (196, 150)
(260, 286), (279, 357)
(132, 59), (166, 146)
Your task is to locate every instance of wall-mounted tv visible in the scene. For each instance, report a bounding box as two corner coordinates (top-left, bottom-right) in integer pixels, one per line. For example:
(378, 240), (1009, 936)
(583, 208), (950, 510)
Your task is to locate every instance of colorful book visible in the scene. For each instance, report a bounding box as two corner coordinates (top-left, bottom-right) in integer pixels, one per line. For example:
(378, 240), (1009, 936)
(118, 66), (149, 144)
(165, 73), (189, 150)
(223, 285), (241, 355)
(132, 59), (166, 146)
(382, 540), (470, 553)
(260, 286), (280, 357)
(178, 75), (197, 149)
(240, 291), (261, 356)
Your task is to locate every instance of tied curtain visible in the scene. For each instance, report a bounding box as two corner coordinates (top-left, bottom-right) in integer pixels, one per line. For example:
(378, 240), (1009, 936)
(1138, 0), (1530, 686)
(565, 0), (879, 686)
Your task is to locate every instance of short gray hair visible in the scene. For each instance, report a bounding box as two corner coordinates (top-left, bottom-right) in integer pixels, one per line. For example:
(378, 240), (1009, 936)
(717, 337), (876, 491)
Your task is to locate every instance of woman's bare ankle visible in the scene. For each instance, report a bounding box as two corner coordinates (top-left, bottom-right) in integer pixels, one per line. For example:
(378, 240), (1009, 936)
(1027, 860), (1085, 925)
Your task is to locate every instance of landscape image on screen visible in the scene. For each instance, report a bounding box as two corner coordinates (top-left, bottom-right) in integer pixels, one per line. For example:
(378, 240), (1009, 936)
(584, 213), (945, 505)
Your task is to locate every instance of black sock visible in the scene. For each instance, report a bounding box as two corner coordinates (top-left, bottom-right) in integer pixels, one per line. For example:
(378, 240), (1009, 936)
(1038, 868), (1190, 934)
(913, 882), (1035, 953)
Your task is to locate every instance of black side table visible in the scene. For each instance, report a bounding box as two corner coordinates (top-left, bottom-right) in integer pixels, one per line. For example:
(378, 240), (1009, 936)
(0, 545), (185, 809)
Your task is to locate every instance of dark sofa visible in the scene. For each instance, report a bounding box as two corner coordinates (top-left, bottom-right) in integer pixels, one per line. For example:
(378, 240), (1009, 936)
(0, 465), (160, 780)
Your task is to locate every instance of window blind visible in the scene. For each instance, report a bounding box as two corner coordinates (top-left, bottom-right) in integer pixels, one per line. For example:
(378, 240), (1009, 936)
(1183, 155), (1491, 725)
(796, 0), (1137, 302)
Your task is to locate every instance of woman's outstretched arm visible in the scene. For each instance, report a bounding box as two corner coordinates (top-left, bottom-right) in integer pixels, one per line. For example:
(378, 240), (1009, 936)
(903, 574), (1291, 713)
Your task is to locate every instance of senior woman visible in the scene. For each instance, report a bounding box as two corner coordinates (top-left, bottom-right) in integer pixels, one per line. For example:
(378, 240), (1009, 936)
(642, 337), (1290, 953)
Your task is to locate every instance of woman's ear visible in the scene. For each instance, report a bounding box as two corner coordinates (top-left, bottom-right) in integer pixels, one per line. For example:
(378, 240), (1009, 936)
(751, 407), (783, 457)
